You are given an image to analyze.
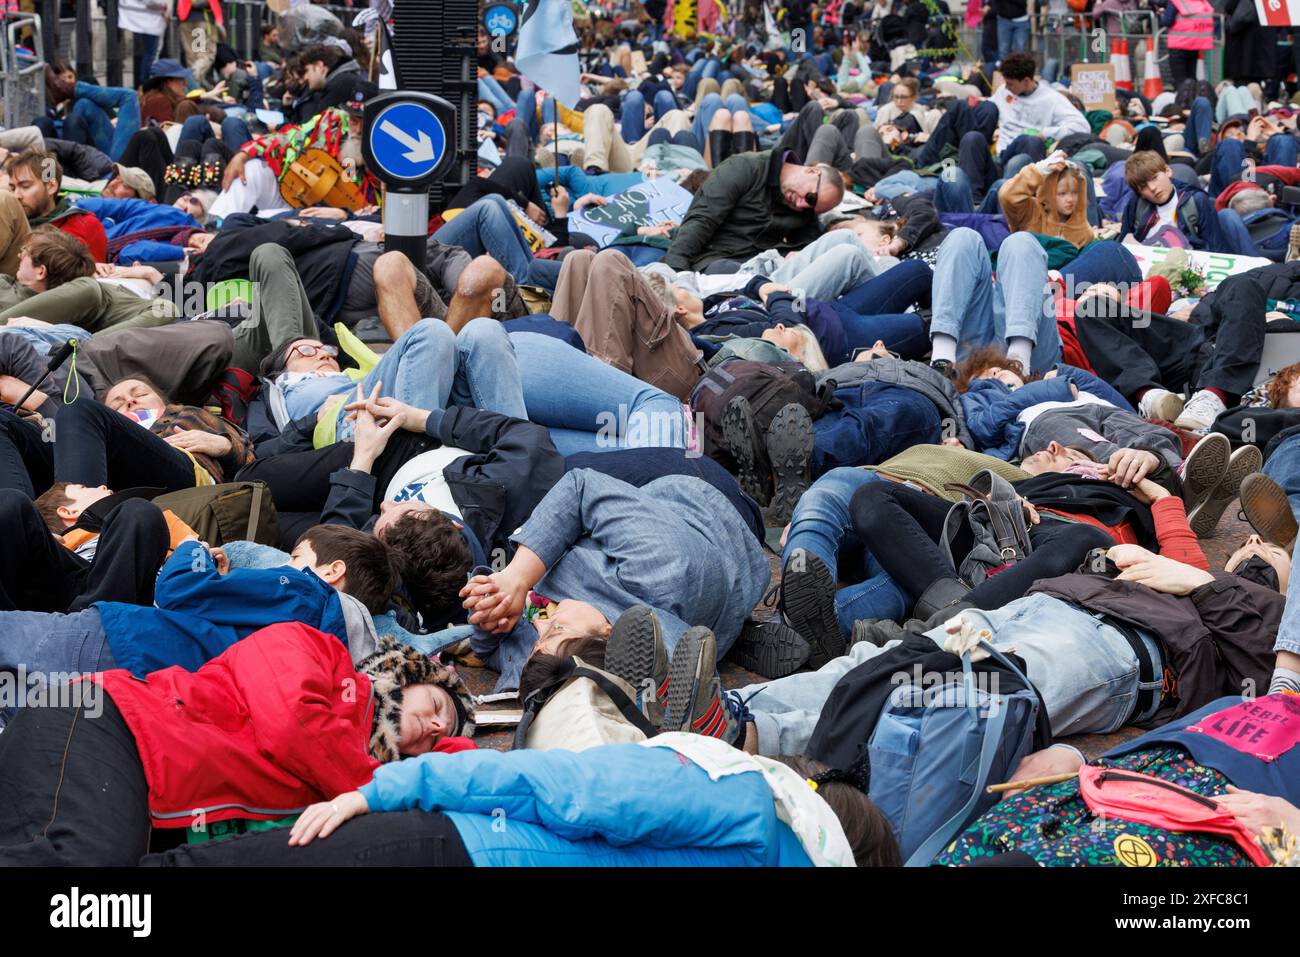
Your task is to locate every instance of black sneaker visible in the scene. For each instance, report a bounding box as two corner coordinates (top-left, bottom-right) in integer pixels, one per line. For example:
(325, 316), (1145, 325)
(765, 403), (815, 527)
(930, 358), (957, 380)
(604, 605), (669, 727)
(721, 395), (773, 506)
(726, 618), (810, 679)
(781, 548), (846, 668)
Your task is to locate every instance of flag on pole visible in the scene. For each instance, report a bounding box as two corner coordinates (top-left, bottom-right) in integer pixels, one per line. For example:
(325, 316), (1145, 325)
(518, 0), (583, 108)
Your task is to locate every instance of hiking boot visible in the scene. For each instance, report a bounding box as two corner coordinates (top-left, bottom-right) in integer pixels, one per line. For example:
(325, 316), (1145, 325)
(727, 617), (810, 679)
(781, 548), (846, 668)
(1179, 432), (1230, 514)
(1287, 222), (1300, 263)
(765, 403), (815, 527)
(721, 395), (772, 506)
(1173, 389), (1227, 433)
(663, 626), (748, 746)
(1240, 472), (1299, 549)
(1188, 444), (1261, 539)
(604, 605), (669, 727)
(1137, 387), (1185, 423)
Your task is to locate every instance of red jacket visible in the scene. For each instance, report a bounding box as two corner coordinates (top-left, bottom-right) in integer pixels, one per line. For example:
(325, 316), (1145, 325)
(55, 209), (108, 264)
(97, 622), (380, 829)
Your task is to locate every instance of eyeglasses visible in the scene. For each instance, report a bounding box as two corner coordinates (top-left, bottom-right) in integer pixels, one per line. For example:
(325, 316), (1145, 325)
(289, 343), (339, 359)
(803, 169), (823, 210)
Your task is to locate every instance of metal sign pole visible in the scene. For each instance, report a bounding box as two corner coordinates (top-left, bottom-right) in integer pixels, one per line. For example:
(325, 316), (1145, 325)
(382, 189), (429, 277)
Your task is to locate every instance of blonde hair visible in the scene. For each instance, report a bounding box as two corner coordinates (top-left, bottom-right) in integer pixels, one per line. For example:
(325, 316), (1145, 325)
(720, 77), (746, 101)
(693, 77), (721, 106)
(786, 324), (829, 372)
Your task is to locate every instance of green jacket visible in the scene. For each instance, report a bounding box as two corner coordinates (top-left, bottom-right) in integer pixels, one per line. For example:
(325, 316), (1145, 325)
(664, 149), (822, 272)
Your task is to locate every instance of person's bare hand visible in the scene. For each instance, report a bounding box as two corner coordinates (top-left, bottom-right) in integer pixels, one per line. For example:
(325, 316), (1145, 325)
(5, 317), (52, 328)
(460, 570), (528, 634)
(288, 791), (369, 846)
(573, 192), (609, 211)
(165, 428), (232, 457)
(316, 392), (346, 424)
(1107, 448), (1158, 488)
(997, 745), (1084, 800)
(210, 546), (230, 575)
(94, 262), (117, 278)
(1115, 475), (1170, 505)
(223, 150), (249, 189)
(548, 185), (570, 218)
(1022, 498), (1040, 525)
(525, 200), (547, 225)
(1216, 787), (1300, 843)
(1110, 545), (1214, 595)
(297, 206), (347, 221)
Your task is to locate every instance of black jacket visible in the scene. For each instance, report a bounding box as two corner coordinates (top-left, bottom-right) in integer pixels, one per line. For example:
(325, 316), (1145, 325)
(320, 405), (566, 560)
(192, 214), (361, 323)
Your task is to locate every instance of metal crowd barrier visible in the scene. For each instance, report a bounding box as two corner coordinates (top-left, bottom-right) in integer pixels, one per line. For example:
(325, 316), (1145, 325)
(0, 10), (44, 130)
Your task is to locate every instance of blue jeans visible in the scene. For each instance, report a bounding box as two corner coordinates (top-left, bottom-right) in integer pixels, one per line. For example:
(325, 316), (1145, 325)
(782, 467), (910, 640)
(1216, 207), (1264, 257)
(336, 318), (527, 440)
(508, 331), (687, 455)
(920, 594), (1160, 736)
(1266, 133), (1299, 167)
(683, 57), (721, 100)
(132, 32), (161, 87)
(65, 82), (142, 161)
(830, 304), (930, 359)
(764, 230), (877, 301)
(1262, 432), (1300, 521)
(621, 89), (677, 142)
(930, 228), (1060, 373)
(997, 17), (1030, 61)
(691, 92), (750, 147)
(838, 258), (933, 315)
(1184, 96), (1214, 157)
(177, 113), (253, 152)
(1210, 138), (1248, 198)
(1059, 239), (1142, 286)
(812, 382), (943, 476)
(431, 195), (562, 290)
(478, 75), (514, 112)
(0, 608), (112, 727)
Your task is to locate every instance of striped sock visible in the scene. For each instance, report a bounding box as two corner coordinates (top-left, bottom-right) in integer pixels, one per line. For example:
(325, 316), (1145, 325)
(1269, 667), (1300, 695)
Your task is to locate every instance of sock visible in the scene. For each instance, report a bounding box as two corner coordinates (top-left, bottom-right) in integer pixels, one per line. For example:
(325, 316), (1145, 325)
(1135, 387), (1151, 403)
(1006, 336), (1033, 370)
(1269, 667), (1300, 696)
(931, 333), (957, 364)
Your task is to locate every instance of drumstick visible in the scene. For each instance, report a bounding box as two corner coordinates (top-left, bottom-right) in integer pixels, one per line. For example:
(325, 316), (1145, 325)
(986, 771), (1079, 794)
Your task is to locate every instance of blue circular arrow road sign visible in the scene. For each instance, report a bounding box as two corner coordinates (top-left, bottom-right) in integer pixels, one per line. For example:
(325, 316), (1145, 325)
(365, 98), (452, 187)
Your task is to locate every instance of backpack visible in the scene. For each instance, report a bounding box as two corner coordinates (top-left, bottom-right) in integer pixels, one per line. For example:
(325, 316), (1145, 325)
(1242, 208), (1296, 259)
(690, 358), (839, 466)
(870, 641), (1048, 865)
(513, 657), (657, 750)
(152, 481), (280, 547)
(940, 469), (1034, 586)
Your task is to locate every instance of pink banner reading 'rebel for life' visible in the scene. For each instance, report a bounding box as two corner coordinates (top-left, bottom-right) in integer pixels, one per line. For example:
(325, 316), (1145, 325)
(1187, 693), (1300, 762)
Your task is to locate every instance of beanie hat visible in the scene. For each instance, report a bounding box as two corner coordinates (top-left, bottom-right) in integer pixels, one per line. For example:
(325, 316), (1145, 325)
(358, 638), (476, 763)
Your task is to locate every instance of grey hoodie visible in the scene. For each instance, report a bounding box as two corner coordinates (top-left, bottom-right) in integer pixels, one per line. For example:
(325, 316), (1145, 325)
(816, 356), (974, 450)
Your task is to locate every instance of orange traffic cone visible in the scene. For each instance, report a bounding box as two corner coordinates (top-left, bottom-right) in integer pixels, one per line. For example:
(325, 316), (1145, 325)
(1113, 39), (1133, 91)
(1141, 40), (1162, 99)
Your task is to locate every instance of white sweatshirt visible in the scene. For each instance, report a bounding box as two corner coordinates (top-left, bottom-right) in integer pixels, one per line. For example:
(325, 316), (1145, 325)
(992, 83), (1092, 144)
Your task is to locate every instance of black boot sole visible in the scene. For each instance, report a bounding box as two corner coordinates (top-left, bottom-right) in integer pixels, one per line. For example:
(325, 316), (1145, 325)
(765, 404), (814, 527)
(726, 619), (811, 680)
(721, 396), (772, 506)
(782, 548), (846, 669)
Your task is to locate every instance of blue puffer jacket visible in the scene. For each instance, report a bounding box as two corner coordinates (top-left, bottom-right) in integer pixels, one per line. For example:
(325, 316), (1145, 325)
(359, 743), (814, 866)
(95, 541), (347, 677)
(73, 197), (201, 239)
(961, 363), (1133, 460)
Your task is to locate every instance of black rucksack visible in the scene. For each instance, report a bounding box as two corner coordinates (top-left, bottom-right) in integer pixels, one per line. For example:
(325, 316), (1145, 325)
(691, 358), (839, 468)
